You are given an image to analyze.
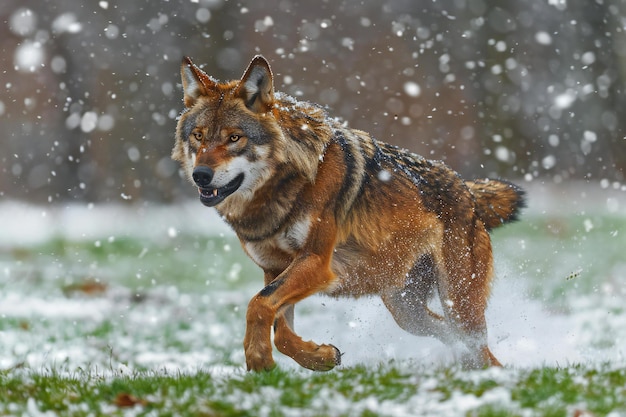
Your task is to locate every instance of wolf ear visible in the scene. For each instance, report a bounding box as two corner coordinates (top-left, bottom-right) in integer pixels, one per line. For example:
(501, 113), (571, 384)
(181, 56), (216, 107)
(236, 55), (274, 113)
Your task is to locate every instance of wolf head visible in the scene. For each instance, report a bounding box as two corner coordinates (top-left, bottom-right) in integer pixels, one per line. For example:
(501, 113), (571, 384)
(173, 55), (332, 214)
(172, 55), (282, 208)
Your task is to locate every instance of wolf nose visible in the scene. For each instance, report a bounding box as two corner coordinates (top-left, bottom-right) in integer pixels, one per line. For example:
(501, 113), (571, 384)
(192, 166), (214, 188)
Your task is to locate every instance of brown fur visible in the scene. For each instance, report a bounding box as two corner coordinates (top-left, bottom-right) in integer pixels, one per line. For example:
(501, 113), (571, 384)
(172, 55), (525, 371)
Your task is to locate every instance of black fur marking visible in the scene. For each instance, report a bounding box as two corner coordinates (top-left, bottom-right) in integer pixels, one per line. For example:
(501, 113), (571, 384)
(381, 143), (427, 188)
(260, 278), (284, 297)
(334, 130), (363, 218)
(503, 180), (527, 222)
(181, 113), (198, 142)
(334, 132), (357, 181)
(246, 92), (260, 109)
(405, 254), (438, 303)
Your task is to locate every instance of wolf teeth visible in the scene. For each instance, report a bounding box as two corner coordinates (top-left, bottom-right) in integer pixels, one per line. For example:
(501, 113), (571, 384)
(198, 188), (219, 198)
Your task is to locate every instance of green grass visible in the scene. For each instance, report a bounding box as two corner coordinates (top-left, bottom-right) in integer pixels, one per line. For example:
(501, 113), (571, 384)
(1, 364), (625, 416)
(1, 207), (626, 416)
(5, 233), (257, 293)
(493, 212), (626, 309)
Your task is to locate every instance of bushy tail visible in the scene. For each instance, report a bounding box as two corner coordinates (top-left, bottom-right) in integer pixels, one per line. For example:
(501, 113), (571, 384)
(465, 179), (526, 231)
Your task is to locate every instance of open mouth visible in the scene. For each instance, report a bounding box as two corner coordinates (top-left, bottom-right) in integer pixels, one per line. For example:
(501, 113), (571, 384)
(198, 173), (244, 207)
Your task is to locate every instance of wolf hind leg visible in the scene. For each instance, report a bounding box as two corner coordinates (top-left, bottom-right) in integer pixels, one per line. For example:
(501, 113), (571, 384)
(382, 291), (456, 345)
(381, 254), (456, 346)
(437, 228), (502, 368)
(273, 305), (341, 371)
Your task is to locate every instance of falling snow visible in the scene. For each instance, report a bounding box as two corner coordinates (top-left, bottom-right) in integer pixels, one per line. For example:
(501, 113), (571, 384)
(1, 8), (625, 414)
(1, 1), (624, 203)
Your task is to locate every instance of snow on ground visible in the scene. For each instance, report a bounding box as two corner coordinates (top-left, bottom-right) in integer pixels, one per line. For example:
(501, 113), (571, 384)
(0, 181), (625, 374)
(294, 277), (585, 369)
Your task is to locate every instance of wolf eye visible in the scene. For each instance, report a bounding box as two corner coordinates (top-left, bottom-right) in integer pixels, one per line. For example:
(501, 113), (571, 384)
(229, 134), (241, 142)
(193, 131), (203, 142)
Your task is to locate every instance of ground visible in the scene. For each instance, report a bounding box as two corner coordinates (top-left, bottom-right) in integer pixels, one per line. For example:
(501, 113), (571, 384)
(0, 181), (625, 416)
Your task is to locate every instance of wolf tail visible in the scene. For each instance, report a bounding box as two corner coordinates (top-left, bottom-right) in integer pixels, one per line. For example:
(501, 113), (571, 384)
(465, 179), (526, 231)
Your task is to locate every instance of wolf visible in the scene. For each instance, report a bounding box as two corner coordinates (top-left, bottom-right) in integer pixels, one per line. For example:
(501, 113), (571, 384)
(172, 55), (525, 371)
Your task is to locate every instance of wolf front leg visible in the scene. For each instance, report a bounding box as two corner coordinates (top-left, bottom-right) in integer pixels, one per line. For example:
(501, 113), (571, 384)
(243, 253), (339, 372)
(243, 293), (276, 371)
(273, 305), (341, 371)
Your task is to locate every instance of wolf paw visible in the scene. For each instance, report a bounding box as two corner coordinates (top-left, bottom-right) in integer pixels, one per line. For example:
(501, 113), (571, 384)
(246, 358), (277, 372)
(245, 349), (277, 372)
(302, 344), (342, 372)
(458, 347), (502, 369)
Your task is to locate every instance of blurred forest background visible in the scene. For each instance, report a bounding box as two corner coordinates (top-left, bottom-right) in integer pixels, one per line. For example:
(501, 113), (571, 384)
(1, 0), (625, 204)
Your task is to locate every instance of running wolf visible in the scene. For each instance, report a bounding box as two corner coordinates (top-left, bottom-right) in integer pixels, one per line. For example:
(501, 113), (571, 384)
(172, 55), (525, 371)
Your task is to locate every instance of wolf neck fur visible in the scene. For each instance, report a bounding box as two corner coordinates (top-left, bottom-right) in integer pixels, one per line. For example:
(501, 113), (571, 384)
(218, 167), (309, 242)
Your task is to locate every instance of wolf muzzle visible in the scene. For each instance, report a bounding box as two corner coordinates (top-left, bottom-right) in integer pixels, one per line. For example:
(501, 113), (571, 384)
(192, 166), (214, 188)
(192, 165), (245, 207)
